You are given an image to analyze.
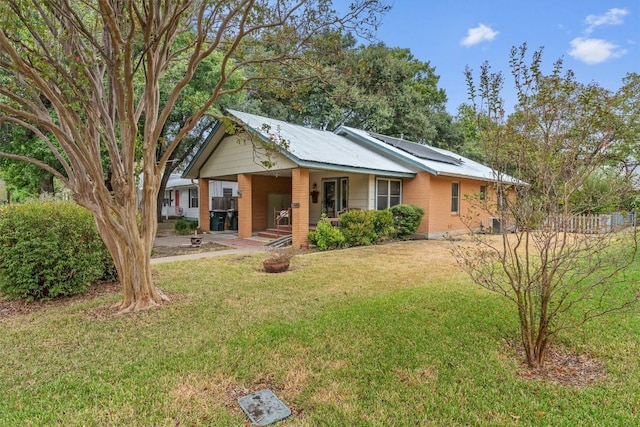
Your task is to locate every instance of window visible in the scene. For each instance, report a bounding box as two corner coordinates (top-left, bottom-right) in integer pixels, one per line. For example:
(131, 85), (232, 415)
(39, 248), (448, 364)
(322, 177), (350, 216)
(451, 182), (460, 213)
(340, 178), (349, 210)
(223, 187), (233, 197)
(377, 178), (402, 210)
(189, 188), (199, 208)
(480, 185), (487, 201)
(163, 190), (174, 207)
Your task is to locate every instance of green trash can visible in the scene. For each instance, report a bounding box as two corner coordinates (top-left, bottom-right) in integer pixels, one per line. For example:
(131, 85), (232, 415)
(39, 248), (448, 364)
(209, 211), (219, 231)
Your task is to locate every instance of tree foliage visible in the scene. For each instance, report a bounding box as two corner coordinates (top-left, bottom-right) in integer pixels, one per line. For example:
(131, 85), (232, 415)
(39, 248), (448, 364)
(241, 32), (462, 147)
(457, 44), (638, 369)
(0, 119), (61, 200)
(0, 0), (389, 313)
(154, 49), (244, 222)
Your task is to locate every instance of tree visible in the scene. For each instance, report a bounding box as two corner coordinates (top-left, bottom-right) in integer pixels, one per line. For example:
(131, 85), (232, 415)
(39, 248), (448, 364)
(153, 50), (244, 223)
(241, 32), (462, 146)
(613, 73), (640, 193)
(452, 103), (488, 163)
(456, 44), (638, 369)
(0, 0), (389, 313)
(0, 112), (61, 200)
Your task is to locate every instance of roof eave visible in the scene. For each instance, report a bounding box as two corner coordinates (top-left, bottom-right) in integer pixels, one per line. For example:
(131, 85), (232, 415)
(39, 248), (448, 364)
(296, 160), (414, 178)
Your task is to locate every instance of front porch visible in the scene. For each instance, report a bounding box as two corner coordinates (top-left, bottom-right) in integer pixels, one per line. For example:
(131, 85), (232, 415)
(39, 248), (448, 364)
(198, 168), (388, 249)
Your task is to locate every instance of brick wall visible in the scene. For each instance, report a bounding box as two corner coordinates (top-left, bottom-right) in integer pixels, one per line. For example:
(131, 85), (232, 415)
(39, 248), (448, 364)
(402, 172), (431, 234)
(291, 168), (310, 248)
(251, 175), (291, 231)
(237, 174), (253, 238)
(428, 176), (492, 236)
(197, 179), (210, 231)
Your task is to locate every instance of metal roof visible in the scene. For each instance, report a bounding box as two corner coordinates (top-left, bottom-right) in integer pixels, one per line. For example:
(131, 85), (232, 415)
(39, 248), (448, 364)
(339, 126), (521, 184)
(165, 174), (196, 189)
(227, 110), (415, 176)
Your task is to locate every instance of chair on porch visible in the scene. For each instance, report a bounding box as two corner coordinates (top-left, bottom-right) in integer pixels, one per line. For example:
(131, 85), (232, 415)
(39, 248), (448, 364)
(274, 207), (292, 235)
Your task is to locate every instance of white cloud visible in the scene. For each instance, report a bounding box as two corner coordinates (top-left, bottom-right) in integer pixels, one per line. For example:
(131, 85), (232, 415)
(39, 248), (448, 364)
(585, 8), (629, 33)
(461, 24), (498, 47)
(568, 37), (627, 64)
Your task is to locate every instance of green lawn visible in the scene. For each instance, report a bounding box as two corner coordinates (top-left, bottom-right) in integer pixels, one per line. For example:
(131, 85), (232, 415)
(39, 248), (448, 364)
(1, 240), (639, 426)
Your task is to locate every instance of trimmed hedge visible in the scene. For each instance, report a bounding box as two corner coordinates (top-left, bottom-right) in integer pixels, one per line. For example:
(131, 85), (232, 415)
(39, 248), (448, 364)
(390, 204), (425, 239)
(0, 201), (115, 300)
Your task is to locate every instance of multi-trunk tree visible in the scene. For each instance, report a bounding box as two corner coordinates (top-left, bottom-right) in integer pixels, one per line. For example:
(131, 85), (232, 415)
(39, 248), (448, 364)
(0, 0), (388, 313)
(457, 44), (638, 369)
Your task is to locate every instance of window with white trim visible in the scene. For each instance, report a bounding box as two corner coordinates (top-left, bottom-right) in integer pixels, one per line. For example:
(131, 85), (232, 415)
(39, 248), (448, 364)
(377, 178), (402, 210)
(163, 190), (174, 207)
(451, 182), (460, 213)
(189, 188), (199, 208)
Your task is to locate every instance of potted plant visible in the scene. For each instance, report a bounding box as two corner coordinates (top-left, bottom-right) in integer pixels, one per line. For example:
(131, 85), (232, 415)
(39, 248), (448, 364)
(310, 183), (319, 203)
(263, 246), (296, 273)
(190, 229), (202, 247)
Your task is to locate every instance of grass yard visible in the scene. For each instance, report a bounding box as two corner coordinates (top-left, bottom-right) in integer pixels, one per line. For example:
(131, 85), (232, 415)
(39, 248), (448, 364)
(1, 240), (639, 426)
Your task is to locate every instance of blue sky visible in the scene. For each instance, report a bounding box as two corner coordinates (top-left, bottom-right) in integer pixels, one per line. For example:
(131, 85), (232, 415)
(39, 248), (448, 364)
(356, 1), (640, 114)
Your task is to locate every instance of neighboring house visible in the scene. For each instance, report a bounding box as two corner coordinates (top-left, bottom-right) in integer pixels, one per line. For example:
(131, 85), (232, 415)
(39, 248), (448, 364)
(154, 174), (238, 221)
(183, 110), (516, 248)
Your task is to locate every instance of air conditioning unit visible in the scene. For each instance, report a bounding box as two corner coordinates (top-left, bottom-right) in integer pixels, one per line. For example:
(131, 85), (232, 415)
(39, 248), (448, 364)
(490, 217), (502, 234)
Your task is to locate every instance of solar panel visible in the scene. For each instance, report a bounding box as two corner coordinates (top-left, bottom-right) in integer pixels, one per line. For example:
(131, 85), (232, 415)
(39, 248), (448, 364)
(370, 132), (463, 165)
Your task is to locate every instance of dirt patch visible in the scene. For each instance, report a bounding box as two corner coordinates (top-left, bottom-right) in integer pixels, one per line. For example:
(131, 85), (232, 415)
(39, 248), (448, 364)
(152, 241), (228, 258)
(155, 219), (184, 237)
(0, 281), (121, 319)
(505, 340), (607, 388)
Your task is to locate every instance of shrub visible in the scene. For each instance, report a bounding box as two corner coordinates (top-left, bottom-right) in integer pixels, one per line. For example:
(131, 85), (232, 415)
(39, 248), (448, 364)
(339, 209), (394, 247)
(0, 201), (115, 300)
(390, 204), (425, 240)
(308, 218), (345, 251)
(174, 219), (198, 235)
(370, 209), (395, 242)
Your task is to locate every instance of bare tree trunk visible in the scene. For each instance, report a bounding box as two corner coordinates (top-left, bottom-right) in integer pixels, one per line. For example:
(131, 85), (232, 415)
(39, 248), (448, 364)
(94, 194), (169, 314)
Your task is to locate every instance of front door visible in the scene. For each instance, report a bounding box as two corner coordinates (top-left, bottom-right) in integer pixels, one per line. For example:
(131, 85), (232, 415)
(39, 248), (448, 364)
(323, 180), (336, 217)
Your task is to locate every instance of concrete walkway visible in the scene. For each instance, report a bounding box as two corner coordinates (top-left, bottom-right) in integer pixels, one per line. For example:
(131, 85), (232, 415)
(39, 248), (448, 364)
(151, 231), (271, 264)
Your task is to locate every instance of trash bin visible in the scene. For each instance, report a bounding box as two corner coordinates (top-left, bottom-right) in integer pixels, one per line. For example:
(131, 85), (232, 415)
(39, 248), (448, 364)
(215, 211), (226, 231)
(209, 211), (218, 231)
(210, 210), (225, 231)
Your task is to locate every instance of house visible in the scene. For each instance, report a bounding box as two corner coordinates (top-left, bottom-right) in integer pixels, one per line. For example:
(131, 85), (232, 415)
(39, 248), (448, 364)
(183, 110), (514, 248)
(157, 173), (238, 222)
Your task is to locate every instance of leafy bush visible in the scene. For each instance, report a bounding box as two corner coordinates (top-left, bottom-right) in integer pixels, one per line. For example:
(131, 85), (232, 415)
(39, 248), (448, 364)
(339, 209), (394, 247)
(0, 201), (115, 300)
(174, 219), (198, 235)
(371, 209), (395, 242)
(390, 204), (425, 239)
(308, 217), (345, 251)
